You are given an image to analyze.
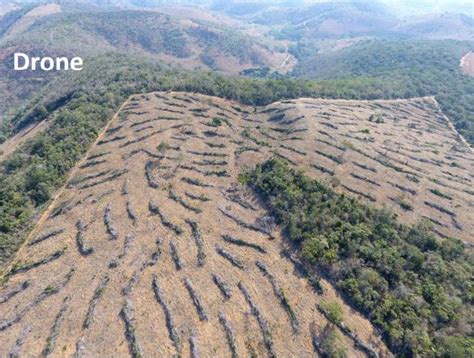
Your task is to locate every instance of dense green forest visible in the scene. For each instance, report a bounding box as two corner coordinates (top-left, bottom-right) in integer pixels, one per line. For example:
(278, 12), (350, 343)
(292, 39), (474, 145)
(243, 158), (473, 357)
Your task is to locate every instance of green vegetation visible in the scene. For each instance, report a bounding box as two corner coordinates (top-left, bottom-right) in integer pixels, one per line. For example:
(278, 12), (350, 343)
(320, 300), (343, 325)
(429, 188), (453, 200)
(241, 67), (271, 77)
(9, 10), (267, 66)
(320, 327), (347, 358)
(292, 39), (474, 145)
(157, 141), (170, 152)
(244, 158), (473, 357)
(207, 117), (222, 127)
(368, 112), (384, 123)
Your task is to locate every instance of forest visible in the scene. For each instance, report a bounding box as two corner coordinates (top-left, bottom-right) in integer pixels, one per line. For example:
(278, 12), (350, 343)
(243, 158), (473, 357)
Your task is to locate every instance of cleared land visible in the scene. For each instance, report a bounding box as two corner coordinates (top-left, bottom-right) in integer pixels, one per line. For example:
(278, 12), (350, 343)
(461, 51), (474, 77)
(0, 118), (52, 162)
(0, 91), (472, 357)
(1, 4), (61, 39)
(254, 96), (473, 243)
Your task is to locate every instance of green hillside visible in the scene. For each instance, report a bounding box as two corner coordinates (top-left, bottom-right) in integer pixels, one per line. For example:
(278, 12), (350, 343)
(0, 7), (289, 121)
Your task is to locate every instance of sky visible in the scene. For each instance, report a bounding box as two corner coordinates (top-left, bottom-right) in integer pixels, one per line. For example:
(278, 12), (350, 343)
(7, 0), (474, 16)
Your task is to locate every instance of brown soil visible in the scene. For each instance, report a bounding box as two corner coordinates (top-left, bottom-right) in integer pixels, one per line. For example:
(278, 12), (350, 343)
(1, 91), (472, 357)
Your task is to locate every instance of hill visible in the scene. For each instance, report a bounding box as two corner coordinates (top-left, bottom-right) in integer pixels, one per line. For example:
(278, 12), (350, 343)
(0, 6), (288, 74)
(0, 3), (61, 40)
(0, 91), (472, 356)
(0, 3), (473, 356)
(291, 39), (474, 146)
(0, 91), (393, 357)
(0, 4), (291, 121)
(247, 2), (396, 40)
(395, 13), (474, 41)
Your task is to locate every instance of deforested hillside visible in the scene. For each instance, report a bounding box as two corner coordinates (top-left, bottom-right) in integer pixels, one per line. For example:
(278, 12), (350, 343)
(0, 91), (472, 357)
(291, 39), (474, 146)
(255, 96), (473, 243)
(0, 92), (390, 357)
(0, 3), (61, 39)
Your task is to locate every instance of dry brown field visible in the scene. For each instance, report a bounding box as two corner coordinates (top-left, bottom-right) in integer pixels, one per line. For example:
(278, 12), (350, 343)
(0, 91), (472, 357)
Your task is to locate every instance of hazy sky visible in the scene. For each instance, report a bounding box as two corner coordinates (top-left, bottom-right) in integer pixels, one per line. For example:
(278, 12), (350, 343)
(380, 0), (473, 14)
(280, 0), (473, 16)
(8, 0), (474, 16)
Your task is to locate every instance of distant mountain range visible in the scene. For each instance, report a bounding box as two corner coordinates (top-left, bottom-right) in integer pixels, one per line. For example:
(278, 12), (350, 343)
(0, 2), (290, 116)
(0, 0), (472, 138)
(3, 0), (472, 43)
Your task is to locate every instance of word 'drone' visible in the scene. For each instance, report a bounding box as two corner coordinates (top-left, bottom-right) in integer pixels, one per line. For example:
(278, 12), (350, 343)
(13, 53), (83, 71)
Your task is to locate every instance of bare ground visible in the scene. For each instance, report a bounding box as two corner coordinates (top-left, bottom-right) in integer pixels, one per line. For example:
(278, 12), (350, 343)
(0, 119), (51, 162)
(461, 52), (474, 77)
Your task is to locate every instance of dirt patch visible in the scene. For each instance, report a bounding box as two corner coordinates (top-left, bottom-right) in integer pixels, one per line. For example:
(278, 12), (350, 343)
(0, 119), (51, 163)
(3, 4), (61, 39)
(461, 51), (474, 77)
(24, 4), (61, 17)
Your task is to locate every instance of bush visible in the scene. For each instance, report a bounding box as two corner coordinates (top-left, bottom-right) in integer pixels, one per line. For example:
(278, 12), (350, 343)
(320, 300), (344, 325)
(321, 327), (347, 358)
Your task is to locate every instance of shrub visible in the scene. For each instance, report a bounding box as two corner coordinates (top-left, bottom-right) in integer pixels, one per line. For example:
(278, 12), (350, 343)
(320, 300), (343, 325)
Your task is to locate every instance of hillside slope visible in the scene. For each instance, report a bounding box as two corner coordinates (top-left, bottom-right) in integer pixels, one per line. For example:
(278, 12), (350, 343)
(0, 91), (472, 356)
(0, 5), (291, 122)
(1, 8), (288, 75)
(0, 92), (391, 357)
(292, 39), (474, 146)
(395, 13), (474, 41)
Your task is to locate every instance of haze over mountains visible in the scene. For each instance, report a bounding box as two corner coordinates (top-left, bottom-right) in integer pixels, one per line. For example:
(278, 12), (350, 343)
(1, 0), (472, 119)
